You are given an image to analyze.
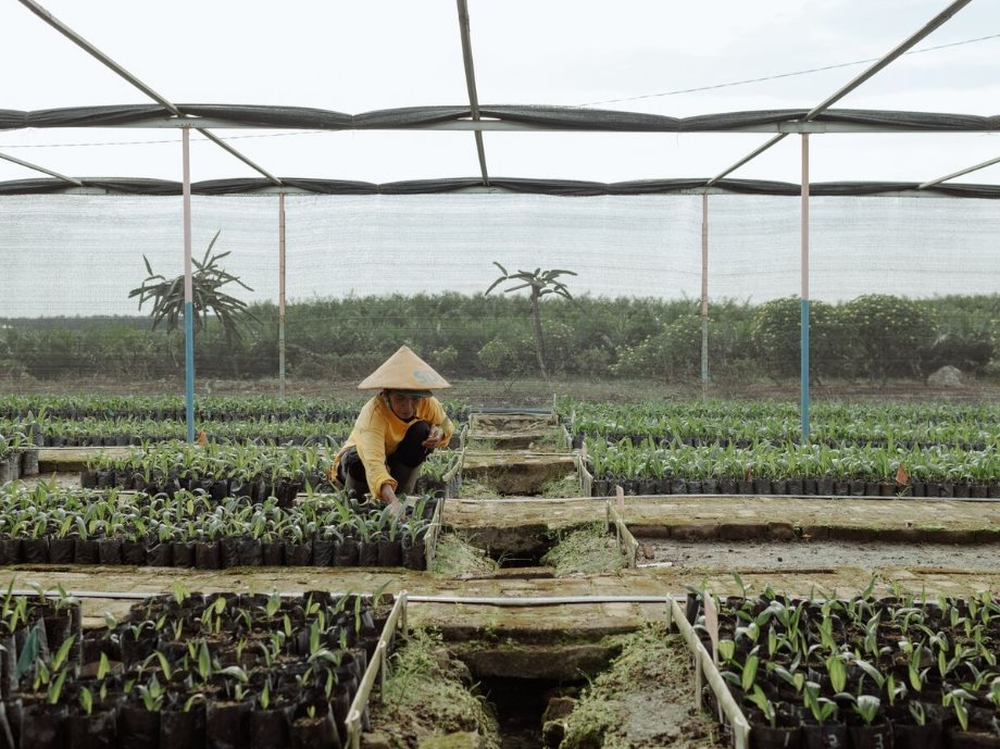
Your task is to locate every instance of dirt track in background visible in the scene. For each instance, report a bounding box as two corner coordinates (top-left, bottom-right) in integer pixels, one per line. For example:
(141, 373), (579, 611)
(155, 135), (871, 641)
(641, 538), (1000, 572)
(9, 375), (1000, 404)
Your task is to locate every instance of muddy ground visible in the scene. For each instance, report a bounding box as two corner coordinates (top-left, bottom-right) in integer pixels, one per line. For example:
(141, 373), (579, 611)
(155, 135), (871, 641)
(9, 374), (1000, 404)
(641, 538), (1000, 571)
(559, 626), (725, 749)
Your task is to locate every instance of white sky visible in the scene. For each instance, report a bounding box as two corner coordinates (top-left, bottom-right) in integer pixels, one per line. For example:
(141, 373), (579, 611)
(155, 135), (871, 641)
(2, 0), (1000, 185)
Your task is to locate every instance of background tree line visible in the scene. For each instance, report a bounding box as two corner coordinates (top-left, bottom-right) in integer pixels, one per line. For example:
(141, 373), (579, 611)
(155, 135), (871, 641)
(2, 292), (998, 383)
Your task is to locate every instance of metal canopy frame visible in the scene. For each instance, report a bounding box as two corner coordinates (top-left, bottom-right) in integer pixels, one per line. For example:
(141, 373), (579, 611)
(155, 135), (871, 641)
(693, 0), (974, 436)
(456, 0), (489, 187)
(18, 0), (282, 187)
(5, 0), (997, 446)
(4, 0), (997, 190)
(0, 150), (82, 186)
(706, 0), (974, 188)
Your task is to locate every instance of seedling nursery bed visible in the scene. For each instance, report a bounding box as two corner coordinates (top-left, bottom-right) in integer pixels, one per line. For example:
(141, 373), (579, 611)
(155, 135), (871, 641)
(0, 484), (444, 571)
(680, 587), (1000, 749)
(0, 586), (406, 749)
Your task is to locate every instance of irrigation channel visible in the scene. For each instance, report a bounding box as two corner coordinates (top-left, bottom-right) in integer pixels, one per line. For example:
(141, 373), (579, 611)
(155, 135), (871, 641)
(6, 408), (1000, 749)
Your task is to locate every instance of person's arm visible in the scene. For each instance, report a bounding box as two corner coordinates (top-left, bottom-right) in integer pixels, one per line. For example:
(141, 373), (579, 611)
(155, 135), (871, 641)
(421, 398), (455, 449)
(355, 425), (397, 501)
(379, 481), (399, 504)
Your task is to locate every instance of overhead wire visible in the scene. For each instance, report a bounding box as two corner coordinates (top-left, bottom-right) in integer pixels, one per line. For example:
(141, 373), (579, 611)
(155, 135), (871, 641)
(578, 31), (1000, 107)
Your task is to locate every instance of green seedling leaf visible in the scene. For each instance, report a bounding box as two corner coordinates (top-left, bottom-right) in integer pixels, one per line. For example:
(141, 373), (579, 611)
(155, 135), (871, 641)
(79, 687), (93, 715)
(218, 666), (248, 683)
(46, 669), (69, 705)
(184, 693), (206, 713)
(15, 622), (41, 681)
(153, 650), (173, 682)
(742, 654), (759, 693)
(826, 655), (847, 694)
(745, 685), (776, 728)
(51, 635), (76, 672)
(198, 642), (211, 682)
(718, 639), (736, 663)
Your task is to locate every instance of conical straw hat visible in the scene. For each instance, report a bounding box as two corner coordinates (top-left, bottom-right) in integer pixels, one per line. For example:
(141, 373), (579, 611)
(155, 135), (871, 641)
(358, 345), (452, 393)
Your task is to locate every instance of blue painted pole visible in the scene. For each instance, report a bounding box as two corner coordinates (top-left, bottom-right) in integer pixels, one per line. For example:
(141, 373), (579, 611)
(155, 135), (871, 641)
(800, 133), (811, 444)
(182, 127), (195, 443)
(800, 298), (810, 442)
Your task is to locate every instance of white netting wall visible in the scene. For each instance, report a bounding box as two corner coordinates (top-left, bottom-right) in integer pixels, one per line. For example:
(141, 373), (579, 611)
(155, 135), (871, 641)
(1, 192), (998, 386)
(4, 193), (999, 315)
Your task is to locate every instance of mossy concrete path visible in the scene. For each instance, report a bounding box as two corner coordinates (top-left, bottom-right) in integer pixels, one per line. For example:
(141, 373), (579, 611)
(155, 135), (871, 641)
(459, 451), (579, 496)
(460, 409), (579, 495)
(0, 564), (996, 658)
(38, 447), (131, 474)
(446, 493), (1000, 544)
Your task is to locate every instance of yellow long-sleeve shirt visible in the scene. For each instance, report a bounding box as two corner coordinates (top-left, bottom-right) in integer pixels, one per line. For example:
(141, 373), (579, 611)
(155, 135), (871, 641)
(334, 394), (454, 498)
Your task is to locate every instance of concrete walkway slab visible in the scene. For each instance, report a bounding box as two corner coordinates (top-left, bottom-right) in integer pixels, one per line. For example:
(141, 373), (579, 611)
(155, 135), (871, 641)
(446, 494), (1000, 541)
(2, 564), (997, 639)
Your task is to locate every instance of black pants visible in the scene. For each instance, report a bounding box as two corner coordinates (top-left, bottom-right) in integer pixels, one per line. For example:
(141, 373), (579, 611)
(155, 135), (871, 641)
(339, 420), (432, 498)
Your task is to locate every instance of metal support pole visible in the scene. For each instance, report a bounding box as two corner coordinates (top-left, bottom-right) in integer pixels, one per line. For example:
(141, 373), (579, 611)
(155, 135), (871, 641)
(182, 127), (195, 443)
(800, 134), (810, 444)
(278, 192), (287, 399)
(700, 192), (710, 401)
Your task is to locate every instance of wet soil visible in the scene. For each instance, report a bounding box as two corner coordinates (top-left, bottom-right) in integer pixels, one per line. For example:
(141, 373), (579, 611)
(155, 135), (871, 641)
(641, 538), (1000, 571)
(367, 630), (501, 749)
(484, 678), (567, 749)
(560, 626), (725, 749)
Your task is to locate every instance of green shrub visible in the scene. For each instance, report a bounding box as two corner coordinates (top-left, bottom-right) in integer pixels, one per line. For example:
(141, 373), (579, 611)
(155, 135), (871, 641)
(2, 292), (982, 383)
(751, 297), (842, 381)
(841, 294), (936, 380)
(613, 314), (702, 382)
(477, 337), (523, 378)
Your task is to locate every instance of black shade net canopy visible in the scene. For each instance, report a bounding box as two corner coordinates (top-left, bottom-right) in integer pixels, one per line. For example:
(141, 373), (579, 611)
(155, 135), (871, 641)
(2, 0), (1000, 194)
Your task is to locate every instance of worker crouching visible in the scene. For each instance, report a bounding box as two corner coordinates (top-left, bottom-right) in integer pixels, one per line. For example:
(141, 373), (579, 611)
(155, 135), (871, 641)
(333, 345), (454, 518)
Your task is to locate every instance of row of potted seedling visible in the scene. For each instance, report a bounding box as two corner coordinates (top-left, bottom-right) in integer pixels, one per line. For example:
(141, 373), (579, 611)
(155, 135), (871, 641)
(0, 431), (40, 485)
(82, 441), (460, 505)
(687, 580), (1000, 748)
(2, 416), (353, 447)
(1, 585), (393, 749)
(0, 485), (438, 570)
(83, 442), (337, 507)
(587, 439), (1000, 498)
(0, 394), (471, 424)
(564, 398), (1000, 450)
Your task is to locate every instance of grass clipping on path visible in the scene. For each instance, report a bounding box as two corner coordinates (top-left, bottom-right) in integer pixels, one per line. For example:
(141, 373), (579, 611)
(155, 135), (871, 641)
(370, 629), (500, 749)
(561, 625), (723, 749)
(539, 473), (583, 498)
(455, 476), (504, 499)
(431, 533), (500, 576)
(541, 522), (626, 576)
